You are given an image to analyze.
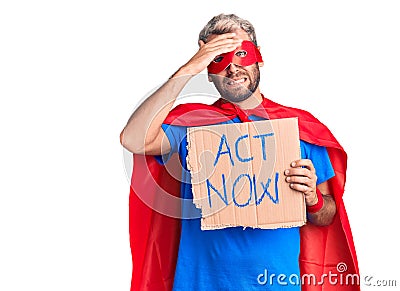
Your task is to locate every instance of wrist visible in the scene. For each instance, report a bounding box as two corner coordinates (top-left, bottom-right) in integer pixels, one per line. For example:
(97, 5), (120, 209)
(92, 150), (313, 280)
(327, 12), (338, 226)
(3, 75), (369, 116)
(307, 189), (324, 213)
(306, 192), (319, 206)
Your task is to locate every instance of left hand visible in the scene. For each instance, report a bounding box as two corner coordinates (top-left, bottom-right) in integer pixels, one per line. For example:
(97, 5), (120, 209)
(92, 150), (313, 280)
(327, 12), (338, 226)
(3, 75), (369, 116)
(284, 159), (318, 206)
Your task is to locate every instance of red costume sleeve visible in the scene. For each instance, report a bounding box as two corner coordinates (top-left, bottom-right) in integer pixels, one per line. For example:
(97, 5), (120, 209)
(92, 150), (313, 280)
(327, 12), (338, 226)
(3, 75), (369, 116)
(128, 97), (360, 290)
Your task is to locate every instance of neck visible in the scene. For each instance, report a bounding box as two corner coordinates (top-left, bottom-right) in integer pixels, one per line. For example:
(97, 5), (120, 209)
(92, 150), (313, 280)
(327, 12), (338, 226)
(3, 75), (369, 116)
(232, 88), (263, 110)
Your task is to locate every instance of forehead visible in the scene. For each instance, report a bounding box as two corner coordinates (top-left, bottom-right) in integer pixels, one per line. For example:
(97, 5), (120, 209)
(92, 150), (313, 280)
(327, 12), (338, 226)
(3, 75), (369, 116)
(206, 28), (252, 42)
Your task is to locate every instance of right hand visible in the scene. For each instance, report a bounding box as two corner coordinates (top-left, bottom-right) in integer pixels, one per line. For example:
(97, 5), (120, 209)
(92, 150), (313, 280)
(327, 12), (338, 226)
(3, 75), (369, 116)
(178, 33), (243, 76)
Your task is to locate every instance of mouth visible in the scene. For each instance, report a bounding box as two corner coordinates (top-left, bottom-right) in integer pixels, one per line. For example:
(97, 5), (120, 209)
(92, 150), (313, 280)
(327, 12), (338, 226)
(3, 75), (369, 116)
(226, 77), (247, 86)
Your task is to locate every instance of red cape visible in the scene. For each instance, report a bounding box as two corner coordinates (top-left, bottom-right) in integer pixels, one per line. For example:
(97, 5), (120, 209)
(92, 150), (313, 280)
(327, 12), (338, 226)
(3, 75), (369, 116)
(129, 97), (360, 290)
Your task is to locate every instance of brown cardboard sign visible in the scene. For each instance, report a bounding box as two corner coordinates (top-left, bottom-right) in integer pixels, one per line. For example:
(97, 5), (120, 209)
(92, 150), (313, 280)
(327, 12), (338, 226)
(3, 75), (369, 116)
(187, 118), (306, 230)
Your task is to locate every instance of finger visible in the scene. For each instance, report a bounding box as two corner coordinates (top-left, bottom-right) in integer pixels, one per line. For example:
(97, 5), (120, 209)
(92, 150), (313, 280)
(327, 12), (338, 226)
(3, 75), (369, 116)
(284, 168), (313, 179)
(209, 35), (242, 43)
(289, 183), (310, 194)
(199, 44), (241, 64)
(291, 159), (315, 172)
(208, 44), (241, 56)
(204, 37), (242, 49)
(285, 175), (312, 186)
(206, 32), (238, 43)
(198, 40), (205, 47)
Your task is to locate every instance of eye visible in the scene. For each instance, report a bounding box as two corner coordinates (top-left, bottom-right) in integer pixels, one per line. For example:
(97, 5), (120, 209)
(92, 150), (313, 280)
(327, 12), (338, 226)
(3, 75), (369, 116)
(235, 50), (247, 58)
(213, 56), (224, 63)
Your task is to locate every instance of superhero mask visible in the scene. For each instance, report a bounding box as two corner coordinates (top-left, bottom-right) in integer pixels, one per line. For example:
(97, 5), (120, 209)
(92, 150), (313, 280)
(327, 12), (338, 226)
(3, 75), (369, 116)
(207, 40), (263, 74)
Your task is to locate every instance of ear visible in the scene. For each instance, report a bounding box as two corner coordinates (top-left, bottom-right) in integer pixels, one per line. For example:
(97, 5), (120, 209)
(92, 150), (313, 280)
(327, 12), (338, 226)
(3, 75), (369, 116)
(257, 46), (264, 67)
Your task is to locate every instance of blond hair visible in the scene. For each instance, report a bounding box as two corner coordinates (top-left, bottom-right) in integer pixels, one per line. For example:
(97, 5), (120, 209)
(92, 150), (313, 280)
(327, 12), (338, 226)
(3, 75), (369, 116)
(198, 14), (258, 45)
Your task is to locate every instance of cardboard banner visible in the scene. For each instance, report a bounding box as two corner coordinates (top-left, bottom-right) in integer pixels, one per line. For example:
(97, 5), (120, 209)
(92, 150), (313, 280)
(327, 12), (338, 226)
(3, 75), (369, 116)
(187, 117), (306, 230)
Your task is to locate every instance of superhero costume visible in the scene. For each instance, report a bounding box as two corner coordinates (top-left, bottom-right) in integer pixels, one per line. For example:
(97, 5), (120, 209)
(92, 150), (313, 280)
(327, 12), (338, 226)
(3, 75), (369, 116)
(128, 96), (360, 291)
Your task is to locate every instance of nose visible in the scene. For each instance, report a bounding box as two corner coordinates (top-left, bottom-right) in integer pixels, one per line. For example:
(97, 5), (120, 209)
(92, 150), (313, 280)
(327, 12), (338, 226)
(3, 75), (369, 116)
(226, 63), (239, 73)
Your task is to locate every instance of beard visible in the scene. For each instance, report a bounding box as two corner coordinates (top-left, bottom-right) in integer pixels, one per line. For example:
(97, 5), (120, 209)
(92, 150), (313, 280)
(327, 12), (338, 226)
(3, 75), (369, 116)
(210, 63), (261, 103)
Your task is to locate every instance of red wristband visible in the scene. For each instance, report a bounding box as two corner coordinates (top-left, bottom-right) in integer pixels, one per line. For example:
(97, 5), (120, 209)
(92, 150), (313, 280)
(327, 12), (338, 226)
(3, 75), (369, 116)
(307, 189), (324, 213)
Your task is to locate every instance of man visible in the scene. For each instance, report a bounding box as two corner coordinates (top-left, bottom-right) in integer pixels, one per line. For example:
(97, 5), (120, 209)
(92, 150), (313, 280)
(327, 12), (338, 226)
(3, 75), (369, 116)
(121, 14), (359, 291)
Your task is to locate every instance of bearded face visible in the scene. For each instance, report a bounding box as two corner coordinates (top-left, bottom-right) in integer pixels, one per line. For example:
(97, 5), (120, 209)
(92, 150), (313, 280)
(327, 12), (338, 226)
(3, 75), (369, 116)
(209, 62), (261, 103)
(207, 40), (262, 103)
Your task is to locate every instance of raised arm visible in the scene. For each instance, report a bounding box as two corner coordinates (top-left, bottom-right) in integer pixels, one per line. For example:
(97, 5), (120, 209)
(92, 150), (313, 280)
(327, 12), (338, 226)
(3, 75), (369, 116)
(120, 33), (243, 155)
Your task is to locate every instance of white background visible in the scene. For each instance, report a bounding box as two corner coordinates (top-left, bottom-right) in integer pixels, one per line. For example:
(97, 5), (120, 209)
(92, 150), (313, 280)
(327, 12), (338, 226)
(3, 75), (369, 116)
(1, 0), (399, 290)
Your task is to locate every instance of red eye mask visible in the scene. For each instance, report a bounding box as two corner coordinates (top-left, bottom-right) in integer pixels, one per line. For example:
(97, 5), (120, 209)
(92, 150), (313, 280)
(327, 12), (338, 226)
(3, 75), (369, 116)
(207, 40), (263, 74)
